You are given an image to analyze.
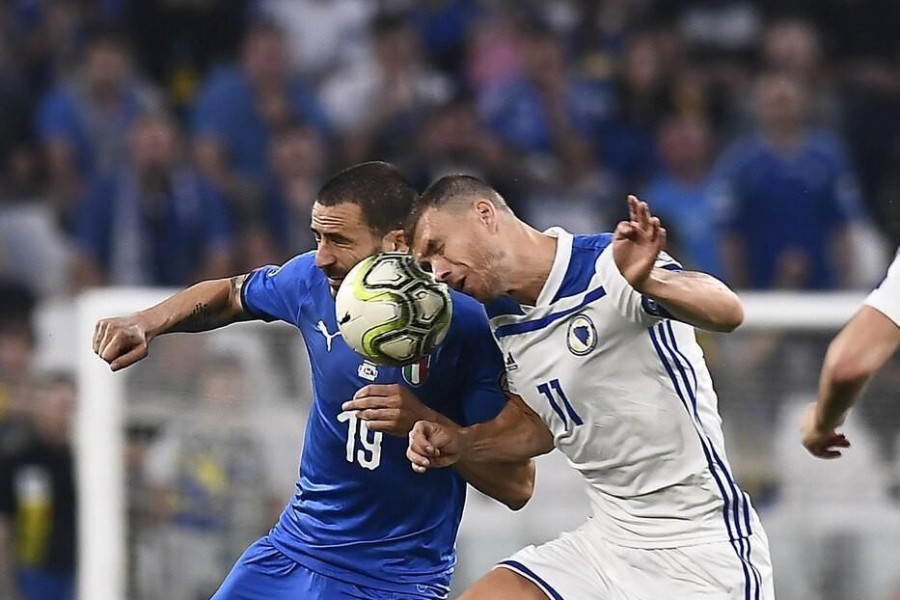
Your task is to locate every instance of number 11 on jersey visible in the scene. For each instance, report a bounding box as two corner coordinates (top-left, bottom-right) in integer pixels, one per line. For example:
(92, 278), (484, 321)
(537, 379), (583, 429)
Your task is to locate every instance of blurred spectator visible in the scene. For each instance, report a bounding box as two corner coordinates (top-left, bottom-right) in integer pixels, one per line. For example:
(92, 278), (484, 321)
(406, 0), (486, 77)
(476, 22), (609, 189)
(142, 354), (280, 600)
(477, 21), (605, 159)
(0, 283), (36, 457)
(321, 12), (454, 166)
(640, 114), (721, 275)
(72, 111), (233, 289)
(0, 373), (77, 600)
(126, 0), (251, 111)
(713, 73), (866, 290)
(36, 24), (162, 227)
(594, 31), (675, 190)
(244, 120), (328, 270)
(756, 19), (840, 128)
(411, 96), (511, 195)
(192, 20), (331, 213)
(258, 0), (376, 82)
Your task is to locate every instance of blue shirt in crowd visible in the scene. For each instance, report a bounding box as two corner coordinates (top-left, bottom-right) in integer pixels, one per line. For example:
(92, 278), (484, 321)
(192, 67), (331, 182)
(712, 130), (865, 289)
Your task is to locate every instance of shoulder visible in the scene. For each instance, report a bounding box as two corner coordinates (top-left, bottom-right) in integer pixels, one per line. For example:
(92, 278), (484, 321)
(714, 135), (765, 172)
(806, 129), (849, 163)
(37, 86), (77, 121)
(256, 251), (318, 283)
(447, 290), (490, 333)
(196, 67), (248, 105)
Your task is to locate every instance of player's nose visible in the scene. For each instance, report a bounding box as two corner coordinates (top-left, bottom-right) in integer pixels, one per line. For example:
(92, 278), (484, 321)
(315, 246), (335, 269)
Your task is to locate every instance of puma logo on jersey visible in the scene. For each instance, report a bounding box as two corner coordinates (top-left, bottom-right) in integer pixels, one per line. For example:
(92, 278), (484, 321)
(316, 320), (342, 351)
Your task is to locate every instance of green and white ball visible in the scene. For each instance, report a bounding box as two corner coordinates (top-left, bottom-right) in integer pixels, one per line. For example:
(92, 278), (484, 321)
(335, 253), (452, 366)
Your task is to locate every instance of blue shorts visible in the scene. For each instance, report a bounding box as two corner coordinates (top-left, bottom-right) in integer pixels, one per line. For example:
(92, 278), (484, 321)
(212, 536), (440, 600)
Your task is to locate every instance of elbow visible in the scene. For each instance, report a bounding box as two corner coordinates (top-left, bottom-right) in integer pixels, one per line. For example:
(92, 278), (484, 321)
(719, 301), (744, 333)
(708, 295), (744, 333)
(503, 463), (536, 511)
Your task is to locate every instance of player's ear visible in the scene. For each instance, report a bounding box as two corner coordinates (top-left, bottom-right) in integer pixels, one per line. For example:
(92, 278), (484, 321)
(474, 198), (496, 230)
(382, 229), (408, 253)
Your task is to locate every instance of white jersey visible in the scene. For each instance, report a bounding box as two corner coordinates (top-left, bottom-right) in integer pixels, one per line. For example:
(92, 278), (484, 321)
(865, 247), (900, 326)
(486, 228), (761, 549)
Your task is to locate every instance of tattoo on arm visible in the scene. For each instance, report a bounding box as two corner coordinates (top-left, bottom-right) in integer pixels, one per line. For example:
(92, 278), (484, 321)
(182, 302), (213, 330)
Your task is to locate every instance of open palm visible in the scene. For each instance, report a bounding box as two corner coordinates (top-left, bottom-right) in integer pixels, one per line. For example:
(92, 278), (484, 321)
(613, 195), (667, 291)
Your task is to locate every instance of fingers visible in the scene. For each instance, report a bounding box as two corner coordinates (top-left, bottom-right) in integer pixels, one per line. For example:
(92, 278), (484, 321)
(92, 320), (108, 353)
(110, 345), (148, 372)
(614, 221), (636, 240)
(343, 397), (396, 412)
(627, 195), (640, 222)
(408, 421), (438, 456)
(353, 384), (398, 399)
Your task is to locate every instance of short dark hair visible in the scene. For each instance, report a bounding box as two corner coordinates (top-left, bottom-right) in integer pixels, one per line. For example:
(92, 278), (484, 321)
(408, 174), (508, 236)
(317, 161), (417, 236)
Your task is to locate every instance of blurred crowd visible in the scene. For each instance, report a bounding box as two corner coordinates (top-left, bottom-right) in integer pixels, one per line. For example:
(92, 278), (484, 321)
(3, 1), (900, 598)
(1, 0), (900, 298)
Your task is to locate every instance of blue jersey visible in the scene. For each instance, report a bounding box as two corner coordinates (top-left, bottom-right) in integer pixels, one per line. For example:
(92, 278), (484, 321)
(240, 252), (507, 596)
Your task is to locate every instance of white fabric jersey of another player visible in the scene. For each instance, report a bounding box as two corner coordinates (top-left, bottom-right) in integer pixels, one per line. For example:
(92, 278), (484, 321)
(865, 247), (900, 327)
(485, 228), (762, 549)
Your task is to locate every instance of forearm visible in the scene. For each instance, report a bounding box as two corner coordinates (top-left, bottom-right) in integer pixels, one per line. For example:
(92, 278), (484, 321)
(138, 275), (250, 340)
(640, 268), (744, 332)
(458, 397), (554, 463)
(815, 306), (900, 430)
(454, 458), (535, 511)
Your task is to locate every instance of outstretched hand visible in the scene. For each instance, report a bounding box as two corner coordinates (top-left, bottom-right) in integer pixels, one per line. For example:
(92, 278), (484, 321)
(613, 195), (667, 291)
(93, 316), (150, 372)
(800, 403), (851, 459)
(407, 420), (466, 473)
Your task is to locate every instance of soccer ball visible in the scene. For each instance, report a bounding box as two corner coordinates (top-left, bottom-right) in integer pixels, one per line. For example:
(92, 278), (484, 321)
(335, 253), (452, 366)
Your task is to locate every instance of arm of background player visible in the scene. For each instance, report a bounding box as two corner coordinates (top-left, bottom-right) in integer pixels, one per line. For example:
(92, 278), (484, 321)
(93, 274), (252, 371)
(802, 306), (900, 457)
(409, 396), (554, 469)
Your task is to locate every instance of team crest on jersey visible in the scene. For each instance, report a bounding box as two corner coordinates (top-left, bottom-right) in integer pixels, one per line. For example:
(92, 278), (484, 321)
(567, 314), (597, 356)
(402, 356), (431, 387)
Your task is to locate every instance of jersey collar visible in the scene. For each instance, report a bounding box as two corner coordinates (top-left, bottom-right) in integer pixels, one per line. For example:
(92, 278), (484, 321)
(534, 227), (574, 307)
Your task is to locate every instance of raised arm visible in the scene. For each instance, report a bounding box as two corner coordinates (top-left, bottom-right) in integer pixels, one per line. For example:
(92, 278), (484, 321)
(93, 274), (252, 371)
(614, 195), (743, 333)
(407, 395), (554, 471)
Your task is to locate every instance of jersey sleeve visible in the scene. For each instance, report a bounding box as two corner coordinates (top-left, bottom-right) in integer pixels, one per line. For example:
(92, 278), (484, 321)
(451, 296), (509, 426)
(597, 247), (683, 327)
(240, 253), (314, 326)
(864, 249), (900, 327)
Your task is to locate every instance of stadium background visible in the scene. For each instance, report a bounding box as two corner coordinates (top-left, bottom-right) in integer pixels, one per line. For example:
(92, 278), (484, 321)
(1, 1), (900, 598)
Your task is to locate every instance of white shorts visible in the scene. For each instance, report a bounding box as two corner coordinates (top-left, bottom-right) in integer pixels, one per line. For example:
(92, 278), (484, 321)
(496, 520), (774, 600)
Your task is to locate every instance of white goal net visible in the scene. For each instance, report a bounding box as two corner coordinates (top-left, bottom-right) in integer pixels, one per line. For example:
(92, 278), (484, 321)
(71, 289), (900, 600)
